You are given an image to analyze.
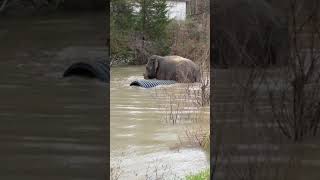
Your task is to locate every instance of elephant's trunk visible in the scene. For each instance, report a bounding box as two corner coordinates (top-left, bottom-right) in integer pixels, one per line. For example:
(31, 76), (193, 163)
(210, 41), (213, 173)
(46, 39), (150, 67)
(143, 73), (147, 79)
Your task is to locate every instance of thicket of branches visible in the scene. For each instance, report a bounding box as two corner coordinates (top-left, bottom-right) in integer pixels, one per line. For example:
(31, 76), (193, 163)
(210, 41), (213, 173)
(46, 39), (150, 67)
(212, 0), (320, 179)
(266, 0), (320, 142)
(111, 0), (210, 67)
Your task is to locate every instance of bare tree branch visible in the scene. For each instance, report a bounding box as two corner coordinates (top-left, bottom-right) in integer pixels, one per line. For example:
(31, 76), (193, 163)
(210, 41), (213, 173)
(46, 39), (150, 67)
(0, 0), (9, 13)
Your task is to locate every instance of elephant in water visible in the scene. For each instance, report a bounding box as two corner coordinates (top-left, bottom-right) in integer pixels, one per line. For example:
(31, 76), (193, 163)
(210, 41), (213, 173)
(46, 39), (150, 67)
(143, 55), (201, 83)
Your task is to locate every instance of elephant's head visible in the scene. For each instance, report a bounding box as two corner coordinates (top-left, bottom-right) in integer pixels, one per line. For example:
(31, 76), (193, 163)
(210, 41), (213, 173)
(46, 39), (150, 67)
(144, 55), (159, 79)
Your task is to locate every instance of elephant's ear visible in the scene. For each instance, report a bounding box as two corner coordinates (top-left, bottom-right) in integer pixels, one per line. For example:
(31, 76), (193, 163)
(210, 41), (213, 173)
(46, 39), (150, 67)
(154, 58), (159, 73)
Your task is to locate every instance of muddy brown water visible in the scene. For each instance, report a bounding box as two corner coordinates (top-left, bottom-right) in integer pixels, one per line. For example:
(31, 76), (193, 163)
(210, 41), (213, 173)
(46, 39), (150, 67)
(0, 13), (108, 179)
(212, 69), (320, 180)
(110, 66), (209, 179)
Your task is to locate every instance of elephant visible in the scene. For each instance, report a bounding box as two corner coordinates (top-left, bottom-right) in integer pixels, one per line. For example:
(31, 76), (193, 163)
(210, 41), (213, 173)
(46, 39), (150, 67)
(143, 55), (201, 83)
(212, 0), (289, 68)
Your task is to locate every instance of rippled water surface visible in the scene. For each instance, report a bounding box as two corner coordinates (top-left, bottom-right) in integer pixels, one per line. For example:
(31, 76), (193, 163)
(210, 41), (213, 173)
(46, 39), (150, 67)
(0, 13), (107, 179)
(110, 66), (209, 179)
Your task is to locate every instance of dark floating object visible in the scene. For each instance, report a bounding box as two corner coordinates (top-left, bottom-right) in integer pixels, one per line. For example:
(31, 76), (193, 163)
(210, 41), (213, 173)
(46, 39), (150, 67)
(63, 60), (109, 82)
(130, 79), (176, 88)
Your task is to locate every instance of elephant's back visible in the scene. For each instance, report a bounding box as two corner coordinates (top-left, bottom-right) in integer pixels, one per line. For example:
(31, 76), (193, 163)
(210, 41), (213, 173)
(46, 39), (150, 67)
(175, 58), (201, 83)
(164, 56), (196, 65)
(175, 57), (198, 69)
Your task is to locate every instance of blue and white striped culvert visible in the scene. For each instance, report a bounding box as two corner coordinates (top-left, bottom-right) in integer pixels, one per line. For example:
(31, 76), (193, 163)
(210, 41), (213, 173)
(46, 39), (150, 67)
(130, 79), (176, 88)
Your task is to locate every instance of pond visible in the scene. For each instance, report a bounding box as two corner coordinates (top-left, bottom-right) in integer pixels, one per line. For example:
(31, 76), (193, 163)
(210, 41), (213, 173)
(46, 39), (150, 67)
(110, 65), (209, 179)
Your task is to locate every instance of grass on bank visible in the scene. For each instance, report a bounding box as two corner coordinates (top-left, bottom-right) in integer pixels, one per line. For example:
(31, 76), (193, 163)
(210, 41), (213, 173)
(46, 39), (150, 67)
(185, 168), (210, 180)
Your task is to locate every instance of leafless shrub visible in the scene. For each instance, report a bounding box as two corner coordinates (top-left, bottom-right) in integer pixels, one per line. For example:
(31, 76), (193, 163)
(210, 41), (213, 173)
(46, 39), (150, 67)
(154, 80), (210, 125)
(129, 34), (159, 65)
(188, 49), (210, 107)
(179, 125), (210, 151)
(213, 0), (320, 141)
(265, 0), (320, 142)
(169, 13), (209, 66)
(212, 0), (320, 179)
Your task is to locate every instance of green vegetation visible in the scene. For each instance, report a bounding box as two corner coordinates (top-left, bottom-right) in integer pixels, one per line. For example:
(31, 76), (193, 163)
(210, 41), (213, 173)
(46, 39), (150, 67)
(110, 0), (136, 64)
(110, 0), (210, 66)
(185, 168), (210, 180)
(110, 0), (210, 67)
(135, 0), (171, 45)
(110, 0), (171, 65)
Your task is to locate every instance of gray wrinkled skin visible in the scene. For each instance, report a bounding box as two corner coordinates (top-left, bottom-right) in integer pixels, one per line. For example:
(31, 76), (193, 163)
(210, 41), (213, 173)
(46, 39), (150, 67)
(144, 55), (201, 83)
